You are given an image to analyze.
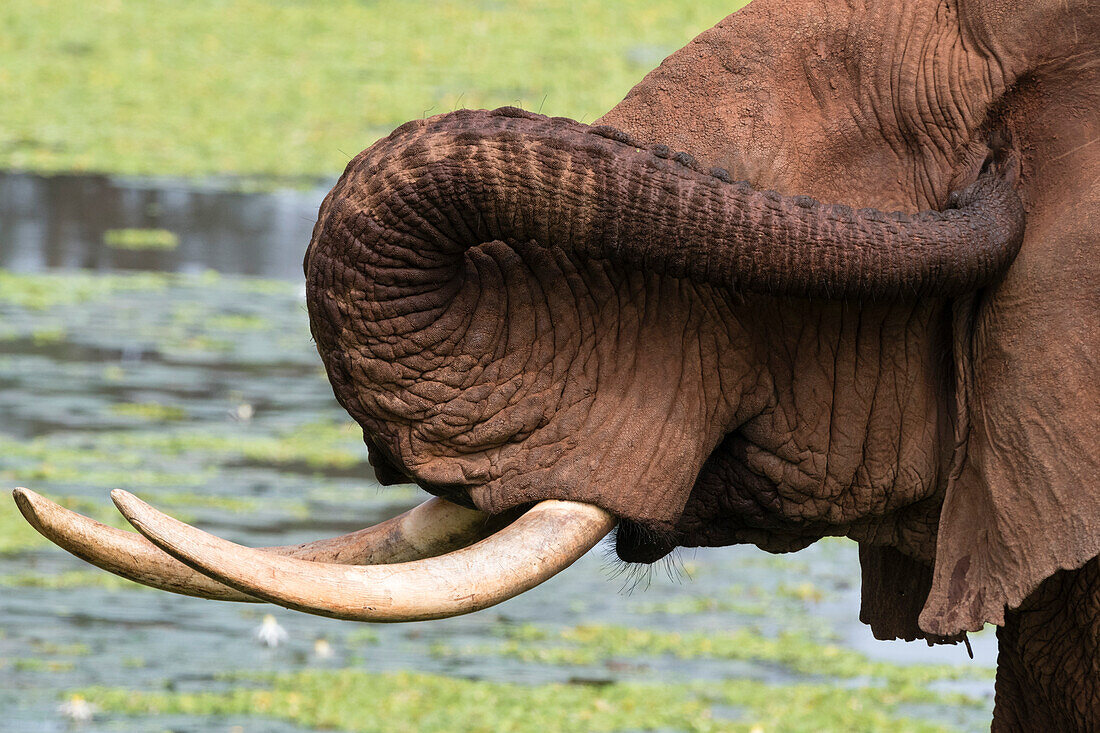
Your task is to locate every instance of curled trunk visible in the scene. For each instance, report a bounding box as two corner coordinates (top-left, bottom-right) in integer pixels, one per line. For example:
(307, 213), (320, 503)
(305, 106), (1024, 314)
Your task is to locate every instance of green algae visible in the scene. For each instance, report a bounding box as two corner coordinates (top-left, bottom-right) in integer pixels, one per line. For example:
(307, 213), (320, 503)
(103, 228), (180, 251)
(775, 581), (826, 604)
(73, 669), (969, 733)
(205, 313), (272, 332)
(30, 640), (91, 656)
(0, 268), (295, 311)
(94, 419), (368, 471)
(2, 451), (212, 491)
(1, 1), (747, 180)
(30, 326), (67, 345)
(0, 514), (131, 557)
(143, 490), (261, 514)
(634, 583), (807, 617)
(430, 624), (994, 692)
(108, 402), (188, 422)
(0, 418), (367, 494)
(0, 493), (125, 555)
(345, 628), (381, 646)
(0, 265), (998, 731)
(0, 570), (147, 591)
(0, 511), (50, 555)
(11, 657), (75, 673)
(0, 269), (170, 309)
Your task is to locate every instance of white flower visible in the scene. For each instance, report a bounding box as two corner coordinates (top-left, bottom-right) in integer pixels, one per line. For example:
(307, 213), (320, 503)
(231, 403), (254, 421)
(254, 614), (288, 648)
(312, 638), (334, 659)
(58, 694), (96, 723)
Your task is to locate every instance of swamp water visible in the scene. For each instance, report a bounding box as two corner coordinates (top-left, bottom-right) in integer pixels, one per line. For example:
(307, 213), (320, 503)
(0, 173), (996, 732)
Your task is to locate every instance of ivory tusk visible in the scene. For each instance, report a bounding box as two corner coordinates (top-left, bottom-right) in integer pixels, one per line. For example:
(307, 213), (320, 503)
(14, 487), (254, 601)
(12, 488), (514, 602)
(112, 489), (616, 622)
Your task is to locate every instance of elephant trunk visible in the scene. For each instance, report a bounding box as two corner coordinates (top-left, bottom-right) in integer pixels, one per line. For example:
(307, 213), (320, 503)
(305, 106), (1024, 318)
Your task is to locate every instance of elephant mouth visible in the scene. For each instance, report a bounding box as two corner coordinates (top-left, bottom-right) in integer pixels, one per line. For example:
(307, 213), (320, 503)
(12, 487), (615, 621)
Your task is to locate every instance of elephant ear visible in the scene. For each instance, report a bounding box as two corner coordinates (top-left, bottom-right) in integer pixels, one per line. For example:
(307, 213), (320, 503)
(920, 181), (1100, 637)
(859, 544), (964, 645)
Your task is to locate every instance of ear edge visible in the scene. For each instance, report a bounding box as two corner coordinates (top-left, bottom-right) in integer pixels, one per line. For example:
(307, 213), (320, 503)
(920, 275), (1100, 637)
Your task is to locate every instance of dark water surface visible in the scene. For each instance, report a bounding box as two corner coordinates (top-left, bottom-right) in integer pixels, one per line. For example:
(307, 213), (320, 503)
(0, 173), (996, 732)
(0, 172), (330, 279)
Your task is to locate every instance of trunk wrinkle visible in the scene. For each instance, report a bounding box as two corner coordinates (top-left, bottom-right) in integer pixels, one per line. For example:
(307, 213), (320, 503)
(307, 107), (1025, 316)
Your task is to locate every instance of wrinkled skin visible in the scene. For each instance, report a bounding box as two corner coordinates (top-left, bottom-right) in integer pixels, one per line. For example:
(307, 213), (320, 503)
(306, 0), (1098, 729)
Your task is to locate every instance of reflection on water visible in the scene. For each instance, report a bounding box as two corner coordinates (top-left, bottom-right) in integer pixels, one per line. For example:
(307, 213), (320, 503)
(0, 172), (332, 280)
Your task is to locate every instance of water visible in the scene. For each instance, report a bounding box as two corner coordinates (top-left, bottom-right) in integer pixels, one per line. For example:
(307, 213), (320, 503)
(0, 172), (328, 279)
(0, 173), (995, 732)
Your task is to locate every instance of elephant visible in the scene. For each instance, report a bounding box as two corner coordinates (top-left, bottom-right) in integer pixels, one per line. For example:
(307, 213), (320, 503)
(12, 0), (1099, 728)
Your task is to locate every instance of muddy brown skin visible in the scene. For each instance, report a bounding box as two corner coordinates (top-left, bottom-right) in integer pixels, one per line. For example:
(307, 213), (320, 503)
(306, 0), (1098, 728)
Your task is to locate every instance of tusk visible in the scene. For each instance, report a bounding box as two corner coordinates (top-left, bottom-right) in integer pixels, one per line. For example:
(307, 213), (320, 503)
(272, 496), (520, 565)
(14, 487), (253, 601)
(112, 489), (616, 622)
(12, 488), (513, 602)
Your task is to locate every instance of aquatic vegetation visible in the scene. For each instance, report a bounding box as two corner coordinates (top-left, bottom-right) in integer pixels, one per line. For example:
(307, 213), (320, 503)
(0, 268), (294, 311)
(168, 303), (274, 334)
(345, 629), (381, 646)
(0, 418), (366, 495)
(634, 586), (783, 617)
(108, 402), (187, 422)
(494, 623), (552, 642)
(0, 493), (120, 555)
(0, 570), (146, 591)
(0, 1), (744, 180)
(95, 420), (368, 472)
(30, 640), (91, 656)
(306, 481), (422, 505)
(4, 458), (211, 492)
(234, 278), (299, 296)
(11, 657), (75, 673)
(31, 326), (67, 345)
(733, 553), (812, 574)
(205, 313), (272, 332)
(0, 269), (170, 309)
(142, 490), (261, 514)
(430, 623), (994, 692)
(0, 268), (992, 729)
(0, 510), (39, 554)
(73, 669), (968, 732)
(103, 228), (180, 251)
(640, 597), (771, 616)
(429, 640), (597, 668)
(775, 582), (826, 604)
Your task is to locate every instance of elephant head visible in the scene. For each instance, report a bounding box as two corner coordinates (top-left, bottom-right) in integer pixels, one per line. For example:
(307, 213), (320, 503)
(14, 0), (1098, 722)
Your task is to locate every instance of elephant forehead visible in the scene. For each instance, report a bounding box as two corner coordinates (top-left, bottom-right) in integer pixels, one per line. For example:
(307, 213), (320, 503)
(599, 0), (1007, 212)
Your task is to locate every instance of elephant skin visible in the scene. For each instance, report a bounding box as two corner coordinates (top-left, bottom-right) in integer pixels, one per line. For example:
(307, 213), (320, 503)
(303, 0), (1099, 728)
(9, 0), (1085, 730)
